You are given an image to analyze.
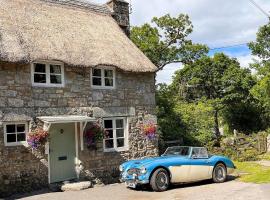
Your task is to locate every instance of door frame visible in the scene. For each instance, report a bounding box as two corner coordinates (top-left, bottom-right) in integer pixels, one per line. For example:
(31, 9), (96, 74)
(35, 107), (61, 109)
(46, 122), (79, 184)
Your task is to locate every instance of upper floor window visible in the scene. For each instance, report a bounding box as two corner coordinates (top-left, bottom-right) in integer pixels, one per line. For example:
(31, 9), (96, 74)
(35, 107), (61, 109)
(31, 62), (65, 87)
(91, 68), (115, 89)
(103, 118), (128, 152)
(4, 122), (28, 146)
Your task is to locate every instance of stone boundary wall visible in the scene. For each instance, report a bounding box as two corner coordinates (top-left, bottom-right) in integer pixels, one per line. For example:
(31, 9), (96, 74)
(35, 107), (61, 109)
(210, 133), (268, 161)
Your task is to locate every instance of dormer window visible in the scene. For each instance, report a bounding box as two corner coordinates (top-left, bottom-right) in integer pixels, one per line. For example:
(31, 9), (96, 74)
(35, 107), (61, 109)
(91, 67), (115, 89)
(31, 61), (65, 87)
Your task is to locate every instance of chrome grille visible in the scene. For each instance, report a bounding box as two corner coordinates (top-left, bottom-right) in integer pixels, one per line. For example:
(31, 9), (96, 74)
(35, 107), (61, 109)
(127, 168), (140, 175)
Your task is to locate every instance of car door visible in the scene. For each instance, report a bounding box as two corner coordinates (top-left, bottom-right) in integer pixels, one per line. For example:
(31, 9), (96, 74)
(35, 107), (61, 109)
(188, 148), (212, 182)
(169, 157), (191, 183)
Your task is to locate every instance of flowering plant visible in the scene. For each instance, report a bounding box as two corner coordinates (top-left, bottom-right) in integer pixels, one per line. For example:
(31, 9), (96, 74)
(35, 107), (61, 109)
(142, 122), (157, 140)
(84, 123), (104, 147)
(27, 128), (49, 149)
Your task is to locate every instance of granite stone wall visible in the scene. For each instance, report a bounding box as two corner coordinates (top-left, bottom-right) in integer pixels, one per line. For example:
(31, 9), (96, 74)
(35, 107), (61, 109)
(0, 61), (158, 196)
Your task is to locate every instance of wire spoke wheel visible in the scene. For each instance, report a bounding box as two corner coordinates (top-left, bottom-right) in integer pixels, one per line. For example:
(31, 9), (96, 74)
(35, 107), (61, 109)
(150, 168), (170, 192)
(213, 163), (227, 183)
(155, 172), (168, 189)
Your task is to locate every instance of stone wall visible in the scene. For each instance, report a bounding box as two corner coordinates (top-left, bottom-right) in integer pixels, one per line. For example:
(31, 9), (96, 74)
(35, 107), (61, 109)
(0, 61), (158, 196)
(210, 133), (268, 162)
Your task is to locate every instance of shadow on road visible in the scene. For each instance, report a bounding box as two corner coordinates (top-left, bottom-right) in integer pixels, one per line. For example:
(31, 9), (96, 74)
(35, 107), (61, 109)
(134, 175), (237, 192)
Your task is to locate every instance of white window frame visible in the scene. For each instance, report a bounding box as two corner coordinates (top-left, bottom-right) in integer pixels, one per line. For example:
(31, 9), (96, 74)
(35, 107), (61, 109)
(3, 122), (29, 147)
(31, 61), (65, 87)
(91, 67), (116, 89)
(103, 117), (128, 152)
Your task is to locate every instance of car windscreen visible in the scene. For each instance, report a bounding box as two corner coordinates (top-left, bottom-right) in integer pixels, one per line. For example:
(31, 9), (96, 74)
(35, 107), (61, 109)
(163, 146), (190, 156)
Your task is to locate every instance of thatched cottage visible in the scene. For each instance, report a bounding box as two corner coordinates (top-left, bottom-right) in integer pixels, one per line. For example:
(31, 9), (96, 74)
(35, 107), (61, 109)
(0, 0), (158, 196)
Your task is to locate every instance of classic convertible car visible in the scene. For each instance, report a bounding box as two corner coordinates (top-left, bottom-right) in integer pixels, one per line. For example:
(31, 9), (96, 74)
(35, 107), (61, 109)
(119, 146), (236, 192)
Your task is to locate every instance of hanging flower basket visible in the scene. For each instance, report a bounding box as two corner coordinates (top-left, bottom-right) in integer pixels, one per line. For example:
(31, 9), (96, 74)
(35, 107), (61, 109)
(142, 122), (157, 140)
(27, 128), (49, 149)
(84, 122), (104, 149)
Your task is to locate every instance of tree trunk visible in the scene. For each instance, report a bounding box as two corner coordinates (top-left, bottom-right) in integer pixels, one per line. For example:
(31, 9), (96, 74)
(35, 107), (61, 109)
(214, 110), (221, 146)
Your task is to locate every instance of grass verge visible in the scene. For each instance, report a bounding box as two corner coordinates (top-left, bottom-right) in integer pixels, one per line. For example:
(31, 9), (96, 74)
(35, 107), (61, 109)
(235, 161), (270, 184)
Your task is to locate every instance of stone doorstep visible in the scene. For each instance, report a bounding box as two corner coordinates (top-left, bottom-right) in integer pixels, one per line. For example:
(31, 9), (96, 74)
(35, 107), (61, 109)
(61, 181), (92, 192)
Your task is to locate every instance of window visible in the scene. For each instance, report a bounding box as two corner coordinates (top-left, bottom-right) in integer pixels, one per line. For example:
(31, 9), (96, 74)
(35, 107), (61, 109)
(91, 68), (115, 88)
(4, 122), (28, 146)
(103, 118), (128, 151)
(31, 62), (64, 87)
(191, 147), (209, 159)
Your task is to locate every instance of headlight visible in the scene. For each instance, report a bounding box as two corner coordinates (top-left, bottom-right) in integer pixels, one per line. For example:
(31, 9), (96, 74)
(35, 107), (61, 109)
(140, 166), (147, 174)
(119, 165), (124, 172)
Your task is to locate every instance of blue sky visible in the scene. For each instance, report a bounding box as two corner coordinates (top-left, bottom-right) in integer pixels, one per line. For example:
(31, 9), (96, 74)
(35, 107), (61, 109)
(91, 0), (269, 83)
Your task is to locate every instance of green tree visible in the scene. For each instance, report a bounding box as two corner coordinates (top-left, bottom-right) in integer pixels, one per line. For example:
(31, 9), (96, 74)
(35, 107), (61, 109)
(249, 21), (270, 120)
(130, 14), (209, 70)
(156, 84), (185, 141)
(172, 53), (256, 142)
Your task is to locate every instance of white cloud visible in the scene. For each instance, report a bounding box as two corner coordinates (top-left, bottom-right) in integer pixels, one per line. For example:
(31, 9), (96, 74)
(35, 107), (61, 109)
(90, 0), (269, 83)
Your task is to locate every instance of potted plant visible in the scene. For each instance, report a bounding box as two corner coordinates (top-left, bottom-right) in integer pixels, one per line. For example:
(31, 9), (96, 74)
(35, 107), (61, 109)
(142, 121), (157, 140)
(84, 122), (104, 150)
(27, 128), (49, 149)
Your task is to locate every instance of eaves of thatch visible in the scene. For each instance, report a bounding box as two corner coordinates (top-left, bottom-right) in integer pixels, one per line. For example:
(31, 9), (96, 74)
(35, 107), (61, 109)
(0, 0), (157, 72)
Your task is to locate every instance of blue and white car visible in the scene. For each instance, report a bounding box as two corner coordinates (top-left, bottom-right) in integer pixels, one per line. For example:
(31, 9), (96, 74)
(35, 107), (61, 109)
(119, 146), (236, 192)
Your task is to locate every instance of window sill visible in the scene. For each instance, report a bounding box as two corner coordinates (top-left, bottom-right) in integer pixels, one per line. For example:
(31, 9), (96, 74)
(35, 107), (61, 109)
(5, 142), (28, 147)
(32, 83), (65, 88)
(91, 85), (115, 90)
(104, 147), (129, 153)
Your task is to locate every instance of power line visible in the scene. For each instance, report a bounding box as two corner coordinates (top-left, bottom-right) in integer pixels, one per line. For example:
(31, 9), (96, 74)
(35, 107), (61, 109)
(210, 43), (248, 50)
(249, 0), (270, 18)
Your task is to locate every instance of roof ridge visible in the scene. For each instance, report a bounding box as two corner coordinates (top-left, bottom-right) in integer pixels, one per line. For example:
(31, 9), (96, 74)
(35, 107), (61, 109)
(42, 0), (112, 14)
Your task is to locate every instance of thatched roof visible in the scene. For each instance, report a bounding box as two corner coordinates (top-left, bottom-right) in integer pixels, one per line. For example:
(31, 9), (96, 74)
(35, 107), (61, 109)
(0, 0), (157, 72)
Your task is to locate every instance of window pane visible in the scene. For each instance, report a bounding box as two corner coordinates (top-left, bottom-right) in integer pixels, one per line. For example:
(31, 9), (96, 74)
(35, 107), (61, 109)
(117, 139), (124, 148)
(105, 139), (114, 149)
(50, 75), (62, 84)
(17, 133), (26, 142)
(6, 125), (15, 133)
(50, 65), (61, 74)
(93, 69), (101, 77)
(104, 120), (113, 129)
(104, 70), (113, 78)
(92, 77), (102, 86)
(34, 74), (46, 83)
(116, 119), (123, 128)
(7, 134), (16, 143)
(104, 130), (113, 139)
(34, 63), (46, 73)
(17, 124), (25, 132)
(116, 129), (124, 138)
(105, 78), (113, 87)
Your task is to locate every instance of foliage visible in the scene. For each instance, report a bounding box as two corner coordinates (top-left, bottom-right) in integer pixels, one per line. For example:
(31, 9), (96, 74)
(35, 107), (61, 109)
(222, 101), (265, 134)
(156, 84), (186, 142)
(258, 153), (270, 161)
(84, 123), (104, 147)
(249, 22), (270, 70)
(235, 161), (270, 184)
(130, 14), (208, 70)
(249, 21), (270, 124)
(172, 53), (256, 141)
(27, 129), (49, 149)
(174, 101), (215, 145)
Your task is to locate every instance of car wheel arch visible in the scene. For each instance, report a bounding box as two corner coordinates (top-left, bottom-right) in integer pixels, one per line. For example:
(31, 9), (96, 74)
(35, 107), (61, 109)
(149, 166), (172, 182)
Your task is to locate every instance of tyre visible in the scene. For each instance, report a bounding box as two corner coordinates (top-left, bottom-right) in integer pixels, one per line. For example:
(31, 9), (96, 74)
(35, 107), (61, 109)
(212, 163), (227, 183)
(150, 168), (170, 192)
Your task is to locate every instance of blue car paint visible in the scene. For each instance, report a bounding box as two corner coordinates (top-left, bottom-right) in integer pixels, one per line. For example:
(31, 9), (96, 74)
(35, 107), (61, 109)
(120, 147), (235, 184)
